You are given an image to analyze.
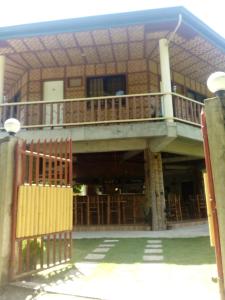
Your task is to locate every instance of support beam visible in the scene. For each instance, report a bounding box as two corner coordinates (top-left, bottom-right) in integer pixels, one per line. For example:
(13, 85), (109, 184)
(159, 39), (173, 121)
(0, 56), (5, 104)
(144, 147), (166, 230)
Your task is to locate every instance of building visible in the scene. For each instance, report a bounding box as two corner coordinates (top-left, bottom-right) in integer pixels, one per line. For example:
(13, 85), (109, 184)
(0, 6), (223, 230)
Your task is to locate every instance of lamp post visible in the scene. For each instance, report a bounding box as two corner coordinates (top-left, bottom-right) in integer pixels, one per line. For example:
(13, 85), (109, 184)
(207, 71), (225, 108)
(4, 118), (21, 136)
(205, 72), (225, 300)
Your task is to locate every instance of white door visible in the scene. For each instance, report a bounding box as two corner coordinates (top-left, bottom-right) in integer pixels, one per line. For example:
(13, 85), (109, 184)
(43, 80), (64, 126)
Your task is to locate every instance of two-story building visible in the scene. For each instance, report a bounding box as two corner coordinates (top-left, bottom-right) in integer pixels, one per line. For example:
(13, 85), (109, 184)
(0, 6), (223, 230)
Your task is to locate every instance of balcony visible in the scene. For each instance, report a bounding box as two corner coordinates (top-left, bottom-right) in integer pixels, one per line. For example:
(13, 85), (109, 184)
(0, 92), (203, 130)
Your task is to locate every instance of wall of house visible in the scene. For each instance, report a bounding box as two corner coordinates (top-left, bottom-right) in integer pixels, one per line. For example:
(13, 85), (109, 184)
(6, 58), (211, 103)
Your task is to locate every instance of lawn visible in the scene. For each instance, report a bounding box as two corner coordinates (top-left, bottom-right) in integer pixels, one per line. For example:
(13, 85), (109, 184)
(72, 237), (215, 265)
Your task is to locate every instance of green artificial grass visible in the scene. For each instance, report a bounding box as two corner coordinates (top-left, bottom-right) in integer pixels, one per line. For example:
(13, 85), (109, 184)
(72, 236), (216, 265)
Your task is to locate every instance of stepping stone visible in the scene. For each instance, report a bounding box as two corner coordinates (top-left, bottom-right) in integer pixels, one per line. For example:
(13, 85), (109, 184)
(93, 248), (110, 253)
(99, 244), (115, 247)
(146, 244), (162, 248)
(144, 249), (163, 254)
(85, 253), (105, 260)
(143, 255), (164, 262)
(147, 240), (162, 244)
(104, 240), (119, 243)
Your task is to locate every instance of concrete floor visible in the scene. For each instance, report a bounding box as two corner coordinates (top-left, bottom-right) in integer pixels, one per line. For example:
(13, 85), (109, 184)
(73, 223), (209, 239)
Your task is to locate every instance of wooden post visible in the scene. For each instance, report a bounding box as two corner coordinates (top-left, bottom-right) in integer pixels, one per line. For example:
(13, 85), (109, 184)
(144, 147), (166, 230)
(205, 98), (225, 289)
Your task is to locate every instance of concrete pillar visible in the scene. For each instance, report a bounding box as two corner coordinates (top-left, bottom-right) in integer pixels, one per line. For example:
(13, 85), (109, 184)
(0, 137), (18, 284)
(0, 55), (5, 103)
(159, 39), (173, 121)
(144, 147), (166, 230)
(205, 98), (225, 288)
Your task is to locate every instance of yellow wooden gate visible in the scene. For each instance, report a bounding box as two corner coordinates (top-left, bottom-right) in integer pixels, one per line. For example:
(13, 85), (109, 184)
(10, 139), (73, 279)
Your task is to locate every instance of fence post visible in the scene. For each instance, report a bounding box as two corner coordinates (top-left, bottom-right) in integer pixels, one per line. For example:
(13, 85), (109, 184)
(0, 136), (19, 284)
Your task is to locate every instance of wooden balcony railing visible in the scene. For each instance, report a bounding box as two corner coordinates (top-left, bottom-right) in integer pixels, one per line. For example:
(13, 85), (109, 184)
(172, 93), (204, 125)
(0, 92), (204, 130)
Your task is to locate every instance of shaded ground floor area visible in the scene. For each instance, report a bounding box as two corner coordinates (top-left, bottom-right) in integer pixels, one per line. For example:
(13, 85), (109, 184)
(73, 150), (207, 230)
(2, 225), (219, 300)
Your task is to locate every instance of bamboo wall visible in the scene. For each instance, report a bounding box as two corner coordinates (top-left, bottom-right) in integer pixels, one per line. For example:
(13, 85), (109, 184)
(6, 58), (211, 104)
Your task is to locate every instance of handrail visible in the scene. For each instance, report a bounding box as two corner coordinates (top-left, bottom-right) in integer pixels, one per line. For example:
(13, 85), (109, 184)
(0, 92), (203, 107)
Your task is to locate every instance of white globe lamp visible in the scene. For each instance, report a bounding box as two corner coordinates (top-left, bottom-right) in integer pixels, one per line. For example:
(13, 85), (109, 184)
(4, 118), (21, 136)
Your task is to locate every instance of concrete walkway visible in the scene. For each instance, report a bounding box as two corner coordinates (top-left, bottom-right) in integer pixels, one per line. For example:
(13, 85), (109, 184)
(73, 223), (209, 239)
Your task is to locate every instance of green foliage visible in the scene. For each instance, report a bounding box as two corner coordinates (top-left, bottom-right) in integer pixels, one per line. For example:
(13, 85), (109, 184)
(22, 238), (43, 270)
(73, 183), (83, 194)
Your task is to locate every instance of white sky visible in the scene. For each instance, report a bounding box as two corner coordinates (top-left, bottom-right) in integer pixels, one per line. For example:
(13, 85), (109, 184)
(0, 0), (224, 38)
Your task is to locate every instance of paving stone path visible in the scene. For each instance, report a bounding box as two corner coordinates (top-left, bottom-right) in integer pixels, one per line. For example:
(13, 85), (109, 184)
(84, 239), (119, 261)
(142, 239), (164, 262)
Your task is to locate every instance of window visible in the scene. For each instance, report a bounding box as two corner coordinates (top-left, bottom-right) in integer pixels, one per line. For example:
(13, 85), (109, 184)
(186, 89), (205, 103)
(87, 75), (126, 97)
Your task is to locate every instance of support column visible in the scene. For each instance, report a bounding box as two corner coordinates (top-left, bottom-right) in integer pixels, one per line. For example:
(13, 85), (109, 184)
(144, 147), (166, 230)
(205, 98), (225, 289)
(0, 55), (5, 103)
(0, 137), (18, 284)
(159, 39), (173, 121)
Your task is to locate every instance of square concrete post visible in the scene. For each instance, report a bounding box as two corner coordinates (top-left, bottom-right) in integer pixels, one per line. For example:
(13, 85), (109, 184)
(159, 39), (174, 121)
(0, 137), (18, 284)
(205, 98), (225, 288)
(144, 147), (166, 230)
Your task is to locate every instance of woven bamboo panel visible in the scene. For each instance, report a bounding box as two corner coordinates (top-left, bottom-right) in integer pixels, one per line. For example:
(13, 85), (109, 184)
(22, 73), (28, 86)
(28, 93), (41, 101)
(83, 47), (99, 64)
(36, 51), (56, 67)
(67, 48), (84, 64)
(128, 84), (148, 94)
(21, 84), (28, 100)
(40, 35), (60, 49)
(51, 49), (70, 66)
(97, 45), (114, 62)
(170, 33), (186, 45)
(8, 54), (29, 68)
(116, 61), (126, 73)
(29, 69), (41, 81)
(128, 25), (144, 41)
(110, 28), (128, 43)
(42, 67), (64, 80)
(173, 56), (199, 73)
(150, 73), (159, 87)
(23, 37), (45, 51)
(184, 77), (191, 88)
(128, 72), (148, 85)
(148, 60), (158, 74)
(129, 42), (144, 59)
(66, 89), (85, 99)
(145, 30), (168, 40)
(113, 43), (128, 61)
(106, 62), (116, 74)
(8, 39), (28, 52)
(146, 40), (158, 58)
(85, 64), (95, 76)
(149, 84), (159, 93)
(96, 64), (106, 75)
(57, 33), (77, 48)
(21, 52), (41, 68)
(0, 47), (14, 55)
(92, 29), (111, 44)
(75, 32), (93, 46)
(66, 65), (85, 77)
(128, 59), (147, 72)
(173, 72), (185, 85)
(29, 81), (41, 93)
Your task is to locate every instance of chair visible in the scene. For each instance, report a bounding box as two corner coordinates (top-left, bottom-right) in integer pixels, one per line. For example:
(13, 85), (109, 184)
(167, 193), (182, 221)
(196, 194), (207, 218)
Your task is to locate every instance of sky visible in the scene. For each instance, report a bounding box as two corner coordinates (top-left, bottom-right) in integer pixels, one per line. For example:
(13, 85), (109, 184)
(0, 0), (224, 38)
